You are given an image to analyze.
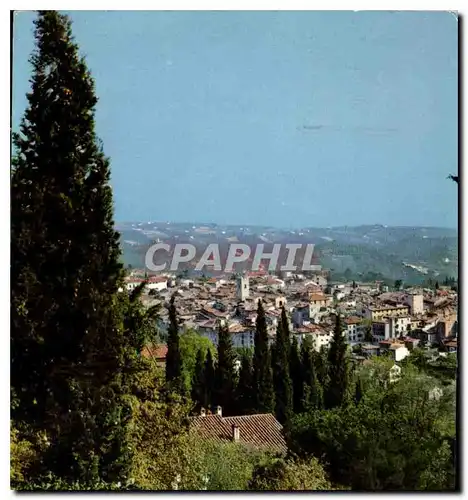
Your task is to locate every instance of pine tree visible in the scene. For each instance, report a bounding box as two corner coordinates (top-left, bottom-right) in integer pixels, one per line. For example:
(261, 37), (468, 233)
(11, 11), (132, 484)
(289, 336), (303, 413)
(253, 300), (275, 413)
(326, 314), (349, 409)
(235, 351), (254, 415)
(165, 295), (183, 393)
(214, 322), (237, 415)
(273, 308), (293, 425)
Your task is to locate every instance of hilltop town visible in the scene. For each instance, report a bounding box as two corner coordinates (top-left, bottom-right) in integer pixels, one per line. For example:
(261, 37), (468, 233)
(125, 268), (458, 361)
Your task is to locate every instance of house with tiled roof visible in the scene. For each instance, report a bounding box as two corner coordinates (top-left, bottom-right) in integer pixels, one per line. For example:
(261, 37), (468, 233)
(190, 408), (287, 455)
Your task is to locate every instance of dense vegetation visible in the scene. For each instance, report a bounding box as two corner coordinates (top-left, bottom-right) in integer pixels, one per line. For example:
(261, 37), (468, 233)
(11, 11), (457, 491)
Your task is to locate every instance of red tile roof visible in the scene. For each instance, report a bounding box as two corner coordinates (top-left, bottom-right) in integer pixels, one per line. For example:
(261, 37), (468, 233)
(309, 293), (329, 302)
(202, 306), (229, 318)
(190, 413), (287, 454)
(141, 344), (168, 360)
(125, 276), (167, 284)
(344, 316), (361, 325)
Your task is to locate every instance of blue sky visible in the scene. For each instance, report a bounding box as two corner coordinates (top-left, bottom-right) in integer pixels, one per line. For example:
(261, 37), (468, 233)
(12, 10), (458, 228)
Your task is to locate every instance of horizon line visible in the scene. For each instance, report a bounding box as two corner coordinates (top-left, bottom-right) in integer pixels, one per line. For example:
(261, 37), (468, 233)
(115, 221), (458, 231)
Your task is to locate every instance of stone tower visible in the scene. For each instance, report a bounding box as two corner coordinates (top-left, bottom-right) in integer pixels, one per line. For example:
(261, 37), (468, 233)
(236, 275), (250, 301)
(406, 293), (424, 315)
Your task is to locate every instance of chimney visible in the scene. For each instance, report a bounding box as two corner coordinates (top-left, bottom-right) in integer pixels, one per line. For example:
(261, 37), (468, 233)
(215, 406), (222, 416)
(232, 424), (240, 442)
(200, 407), (206, 417)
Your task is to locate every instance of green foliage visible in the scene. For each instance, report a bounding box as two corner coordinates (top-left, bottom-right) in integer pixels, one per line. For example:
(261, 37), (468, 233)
(214, 323), (237, 415)
(300, 341), (323, 412)
(263, 347), (276, 414)
(290, 361), (456, 490)
(179, 329), (216, 392)
(289, 336), (303, 413)
(10, 425), (37, 487)
(405, 350), (457, 386)
(191, 439), (272, 491)
(191, 349), (206, 412)
(11, 10), (134, 486)
(125, 364), (201, 490)
(249, 456), (338, 491)
(235, 352), (255, 415)
(253, 300), (275, 413)
(119, 282), (160, 352)
(273, 308), (293, 425)
(165, 295), (184, 393)
(325, 315), (349, 409)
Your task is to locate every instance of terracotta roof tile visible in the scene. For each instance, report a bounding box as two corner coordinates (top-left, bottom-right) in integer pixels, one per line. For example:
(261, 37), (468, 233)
(190, 413), (287, 455)
(309, 293), (328, 301)
(141, 344), (168, 360)
(344, 316), (361, 325)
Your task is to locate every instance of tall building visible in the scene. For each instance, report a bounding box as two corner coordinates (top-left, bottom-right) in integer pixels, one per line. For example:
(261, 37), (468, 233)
(405, 293), (424, 315)
(237, 275), (249, 301)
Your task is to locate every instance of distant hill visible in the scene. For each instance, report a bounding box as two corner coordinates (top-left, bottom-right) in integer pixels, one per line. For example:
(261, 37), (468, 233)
(116, 222), (458, 284)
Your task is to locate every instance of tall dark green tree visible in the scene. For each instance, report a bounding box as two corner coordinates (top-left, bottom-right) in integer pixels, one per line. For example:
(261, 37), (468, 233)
(315, 345), (329, 388)
(214, 322), (237, 415)
(289, 336), (303, 414)
(253, 300), (275, 413)
(11, 11), (133, 485)
(235, 351), (254, 415)
(191, 348), (206, 412)
(263, 346), (276, 414)
(165, 295), (183, 393)
(203, 348), (215, 410)
(301, 340), (323, 411)
(280, 305), (291, 342)
(326, 314), (349, 409)
(273, 308), (293, 425)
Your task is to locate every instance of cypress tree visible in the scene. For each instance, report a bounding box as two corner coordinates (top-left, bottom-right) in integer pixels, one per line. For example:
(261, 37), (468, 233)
(11, 11), (131, 484)
(273, 308), (293, 425)
(235, 351), (254, 415)
(280, 305), (291, 342)
(203, 348), (215, 410)
(191, 348), (206, 412)
(289, 336), (303, 413)
(165, 295), (183, 393)
(300, 339), (323, 411)
(326, 314), (349, 409)
(263, 346), (276, 414)
(214, 322), (237, 415)
(316, 345), (329, 388)
(253, 300), (275, 413)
